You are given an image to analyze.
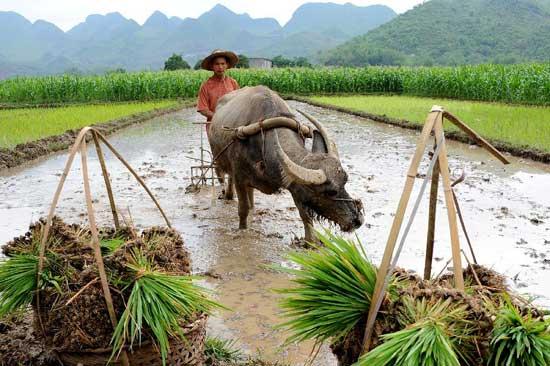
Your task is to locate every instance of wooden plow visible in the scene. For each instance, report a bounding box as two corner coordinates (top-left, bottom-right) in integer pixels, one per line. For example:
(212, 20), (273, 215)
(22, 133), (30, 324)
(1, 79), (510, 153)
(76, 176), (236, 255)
(361, 105), (510, 354)
(187, 121), (218, 188)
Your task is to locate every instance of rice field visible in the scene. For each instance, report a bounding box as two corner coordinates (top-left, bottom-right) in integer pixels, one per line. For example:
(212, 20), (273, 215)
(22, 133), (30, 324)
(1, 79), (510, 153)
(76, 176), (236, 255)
(1, 63), (549, 105)
(310, 95), (550, 153)
(0, 100), (177, 148)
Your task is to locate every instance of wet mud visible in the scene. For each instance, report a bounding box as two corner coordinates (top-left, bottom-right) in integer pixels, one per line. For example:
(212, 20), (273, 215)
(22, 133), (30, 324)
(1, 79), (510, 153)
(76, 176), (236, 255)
(1, 101), (549, 365)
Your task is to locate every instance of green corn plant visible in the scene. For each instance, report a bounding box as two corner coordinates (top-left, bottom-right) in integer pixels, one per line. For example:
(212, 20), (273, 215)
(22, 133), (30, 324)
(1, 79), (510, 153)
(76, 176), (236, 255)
(110, 250), (226, 365)
(489, 297), (550, 366)
(275, 230), (391, 344)
(2, 64), (549, 105)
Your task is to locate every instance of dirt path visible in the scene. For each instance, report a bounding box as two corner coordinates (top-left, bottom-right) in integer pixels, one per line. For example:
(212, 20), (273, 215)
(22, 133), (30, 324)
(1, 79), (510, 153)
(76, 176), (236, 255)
(1, 102), (549, 365)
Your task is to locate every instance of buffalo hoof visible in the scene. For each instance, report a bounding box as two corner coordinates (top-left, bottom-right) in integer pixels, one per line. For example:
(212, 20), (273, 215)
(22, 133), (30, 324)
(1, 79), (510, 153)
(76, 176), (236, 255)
(218, 189), (234, 200)
(290, 236), (319, 249)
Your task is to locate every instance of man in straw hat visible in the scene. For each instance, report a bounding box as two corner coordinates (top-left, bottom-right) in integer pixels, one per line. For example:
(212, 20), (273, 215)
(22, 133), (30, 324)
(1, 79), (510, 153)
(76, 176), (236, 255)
(197, 49), (240, 131)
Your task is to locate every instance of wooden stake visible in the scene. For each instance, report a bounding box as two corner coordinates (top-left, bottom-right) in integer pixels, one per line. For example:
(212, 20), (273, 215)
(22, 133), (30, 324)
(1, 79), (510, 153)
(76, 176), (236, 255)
(424, 155), (440, 280)
(92, 130), (120, 230)
(361, 110), (440, 352)
(434, 116), (465, 290)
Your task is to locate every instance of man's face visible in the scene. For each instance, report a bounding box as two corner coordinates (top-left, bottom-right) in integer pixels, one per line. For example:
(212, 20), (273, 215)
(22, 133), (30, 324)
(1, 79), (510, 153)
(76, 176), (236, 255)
(212, 57), (228, 76)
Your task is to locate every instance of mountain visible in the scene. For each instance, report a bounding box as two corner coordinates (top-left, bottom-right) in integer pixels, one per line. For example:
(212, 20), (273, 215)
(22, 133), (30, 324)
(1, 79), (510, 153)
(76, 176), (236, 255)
(322, 0), (550, 66)
(0, 3), (398, 78)
(283, 2), (396, 37)
(0, 11), (65, 63)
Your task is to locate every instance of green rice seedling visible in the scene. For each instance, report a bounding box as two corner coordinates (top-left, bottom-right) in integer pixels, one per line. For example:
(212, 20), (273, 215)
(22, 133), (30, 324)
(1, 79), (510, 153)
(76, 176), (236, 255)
(275, 230), (390, 344)
(355, 297), (473, 366)
(204, 336), (244, 365)
(0, 101), (177, 148)
(0, 254), (38, 316)
(100, 237), (125, 255)
(489, 297), (550, 366)
(110, 250), (225, 365)
(311, 94), (550, 153)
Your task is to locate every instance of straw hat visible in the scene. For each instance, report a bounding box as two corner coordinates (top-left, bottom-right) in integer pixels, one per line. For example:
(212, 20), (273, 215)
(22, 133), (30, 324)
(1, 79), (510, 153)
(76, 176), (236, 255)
(201, 49), (239, 71)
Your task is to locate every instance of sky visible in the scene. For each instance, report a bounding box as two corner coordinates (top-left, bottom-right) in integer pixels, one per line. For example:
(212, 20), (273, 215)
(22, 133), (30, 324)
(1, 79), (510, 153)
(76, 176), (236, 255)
(0, 0), (425, 31)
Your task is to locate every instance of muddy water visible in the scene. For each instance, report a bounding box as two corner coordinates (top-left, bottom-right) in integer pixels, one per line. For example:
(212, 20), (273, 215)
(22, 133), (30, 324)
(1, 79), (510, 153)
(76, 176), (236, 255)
(1, 102), (549, 365)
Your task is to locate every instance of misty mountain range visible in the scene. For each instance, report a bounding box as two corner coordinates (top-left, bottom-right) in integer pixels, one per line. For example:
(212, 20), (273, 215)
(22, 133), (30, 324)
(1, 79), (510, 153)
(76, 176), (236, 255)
(0, 3), (396, 78)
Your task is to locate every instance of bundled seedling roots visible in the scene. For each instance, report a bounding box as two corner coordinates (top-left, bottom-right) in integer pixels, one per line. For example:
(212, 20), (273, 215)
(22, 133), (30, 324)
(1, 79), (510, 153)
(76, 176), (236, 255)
(2, 217), (194, 354)
(331, 266), (515, 365)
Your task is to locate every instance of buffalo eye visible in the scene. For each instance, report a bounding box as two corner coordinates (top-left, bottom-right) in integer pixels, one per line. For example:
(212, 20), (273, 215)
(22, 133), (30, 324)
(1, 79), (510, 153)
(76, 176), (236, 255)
(326, 189), (338, 197)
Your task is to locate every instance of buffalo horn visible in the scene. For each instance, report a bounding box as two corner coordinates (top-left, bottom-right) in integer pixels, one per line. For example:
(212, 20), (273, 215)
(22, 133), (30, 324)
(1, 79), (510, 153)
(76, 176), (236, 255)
(273, 130), (327, 186)
(295, 109), (339, 157)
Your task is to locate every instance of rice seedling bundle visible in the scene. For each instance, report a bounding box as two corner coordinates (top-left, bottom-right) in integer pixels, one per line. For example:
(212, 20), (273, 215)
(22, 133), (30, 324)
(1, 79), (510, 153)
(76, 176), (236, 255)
(1, 63), (548, 105)
(0, 217), (222, 365)
(276, 231), (549, 366)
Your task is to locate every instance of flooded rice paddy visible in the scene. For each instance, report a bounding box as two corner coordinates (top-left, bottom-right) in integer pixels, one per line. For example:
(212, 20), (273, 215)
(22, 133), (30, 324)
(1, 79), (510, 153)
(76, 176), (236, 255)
(1, 101), (549, 365)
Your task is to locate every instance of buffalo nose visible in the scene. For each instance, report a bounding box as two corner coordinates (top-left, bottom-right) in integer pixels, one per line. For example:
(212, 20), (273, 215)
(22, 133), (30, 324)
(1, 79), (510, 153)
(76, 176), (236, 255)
(352, 216), (363, 229)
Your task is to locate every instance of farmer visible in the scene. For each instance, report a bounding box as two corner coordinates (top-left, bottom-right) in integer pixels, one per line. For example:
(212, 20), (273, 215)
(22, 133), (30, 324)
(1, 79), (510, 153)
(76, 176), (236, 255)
(197, 49), (240, 132)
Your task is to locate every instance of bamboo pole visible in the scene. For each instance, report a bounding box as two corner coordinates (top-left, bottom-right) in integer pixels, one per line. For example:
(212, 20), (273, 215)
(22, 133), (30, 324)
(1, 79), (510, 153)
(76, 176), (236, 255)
(424, 155), (440, 280)
(94, 129), (172, 228)
(36, 127), (91, 335)
(92, 130), (120, 230)
(443, 111), (510, 165)
(361, 109), (440, 352)
(80, 138), (130, 366)
(434, 116), (465, 290)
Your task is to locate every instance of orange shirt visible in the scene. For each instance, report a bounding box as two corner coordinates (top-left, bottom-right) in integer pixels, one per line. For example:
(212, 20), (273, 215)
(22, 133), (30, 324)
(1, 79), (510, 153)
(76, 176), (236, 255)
(197, 75), (239, 121)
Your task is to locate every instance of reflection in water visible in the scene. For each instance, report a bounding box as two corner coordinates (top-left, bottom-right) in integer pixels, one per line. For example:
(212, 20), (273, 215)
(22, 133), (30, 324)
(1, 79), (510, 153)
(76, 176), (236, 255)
(1, 102), (549, 365)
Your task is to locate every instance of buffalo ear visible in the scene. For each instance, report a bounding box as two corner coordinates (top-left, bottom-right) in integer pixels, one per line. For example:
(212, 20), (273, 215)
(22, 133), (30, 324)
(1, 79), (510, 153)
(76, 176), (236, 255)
(312, 130), (328, 154)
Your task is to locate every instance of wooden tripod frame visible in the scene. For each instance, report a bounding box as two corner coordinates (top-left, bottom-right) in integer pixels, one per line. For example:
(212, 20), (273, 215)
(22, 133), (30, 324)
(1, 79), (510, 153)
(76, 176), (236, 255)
(35, 127), (173, 365)
(361, 106), (510, 354)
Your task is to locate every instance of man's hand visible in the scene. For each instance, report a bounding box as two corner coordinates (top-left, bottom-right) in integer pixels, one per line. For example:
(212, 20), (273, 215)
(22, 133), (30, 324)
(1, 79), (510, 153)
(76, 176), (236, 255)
(199, 110), (214, 120)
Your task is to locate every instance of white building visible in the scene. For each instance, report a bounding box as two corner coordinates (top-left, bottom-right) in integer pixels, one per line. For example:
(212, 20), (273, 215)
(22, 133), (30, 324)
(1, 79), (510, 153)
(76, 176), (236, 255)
(249, 58), (272, 69)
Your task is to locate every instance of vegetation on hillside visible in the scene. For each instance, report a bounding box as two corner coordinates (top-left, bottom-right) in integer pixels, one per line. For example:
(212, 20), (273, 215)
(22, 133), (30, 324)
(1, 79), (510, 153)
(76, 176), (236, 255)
(323, 0), (550, 66)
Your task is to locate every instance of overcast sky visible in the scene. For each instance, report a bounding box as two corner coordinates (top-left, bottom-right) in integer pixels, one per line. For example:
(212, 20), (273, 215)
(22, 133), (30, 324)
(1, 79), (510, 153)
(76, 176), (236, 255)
(1, 0), (425, 31)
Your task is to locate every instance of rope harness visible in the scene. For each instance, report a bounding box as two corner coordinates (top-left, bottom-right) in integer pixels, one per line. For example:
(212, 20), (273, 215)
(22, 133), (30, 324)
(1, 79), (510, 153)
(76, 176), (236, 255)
(192, 117), (311, 189)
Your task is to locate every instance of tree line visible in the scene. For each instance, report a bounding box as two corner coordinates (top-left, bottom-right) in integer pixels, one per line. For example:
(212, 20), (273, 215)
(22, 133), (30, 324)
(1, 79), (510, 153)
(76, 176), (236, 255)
(163, 53), (312, 71)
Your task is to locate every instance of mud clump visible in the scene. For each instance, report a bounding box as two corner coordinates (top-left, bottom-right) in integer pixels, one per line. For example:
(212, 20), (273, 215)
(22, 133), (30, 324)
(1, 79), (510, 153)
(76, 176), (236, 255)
(1, 217), (192, 356)
(0, 312), (60, 366)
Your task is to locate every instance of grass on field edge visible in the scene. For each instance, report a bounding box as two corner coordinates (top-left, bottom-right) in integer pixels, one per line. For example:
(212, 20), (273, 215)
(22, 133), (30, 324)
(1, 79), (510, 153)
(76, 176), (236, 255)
(0, 100), (194, 170)
(0, 98), (191, 110)
(285, 95), (550, 164)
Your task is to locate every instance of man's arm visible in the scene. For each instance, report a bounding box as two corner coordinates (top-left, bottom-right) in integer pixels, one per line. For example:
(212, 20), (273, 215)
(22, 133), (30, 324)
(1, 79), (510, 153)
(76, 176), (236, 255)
(197, 83), (213, 119)
(198, 109), (214, 120)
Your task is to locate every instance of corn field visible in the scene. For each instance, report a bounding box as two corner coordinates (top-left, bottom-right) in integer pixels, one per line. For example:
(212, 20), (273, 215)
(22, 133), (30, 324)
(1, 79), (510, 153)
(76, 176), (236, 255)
(1, 64), (549, 105)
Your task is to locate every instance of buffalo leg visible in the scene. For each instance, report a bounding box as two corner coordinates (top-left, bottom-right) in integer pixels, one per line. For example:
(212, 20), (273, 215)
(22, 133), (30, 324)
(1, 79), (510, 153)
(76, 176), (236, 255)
(293, 199), (315, 243)
(236, 183), (250, 229)
(247, 187), (254, 209)
(224, 175), (235, 200)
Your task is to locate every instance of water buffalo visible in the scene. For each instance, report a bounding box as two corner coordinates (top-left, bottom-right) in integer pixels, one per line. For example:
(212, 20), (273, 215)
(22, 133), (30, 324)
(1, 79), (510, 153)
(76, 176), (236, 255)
(208, 85), (364, 242)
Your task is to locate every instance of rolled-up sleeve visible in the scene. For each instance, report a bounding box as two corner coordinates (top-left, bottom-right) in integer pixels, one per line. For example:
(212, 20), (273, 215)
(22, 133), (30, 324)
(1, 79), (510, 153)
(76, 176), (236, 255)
(197, 83), (209, 112)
